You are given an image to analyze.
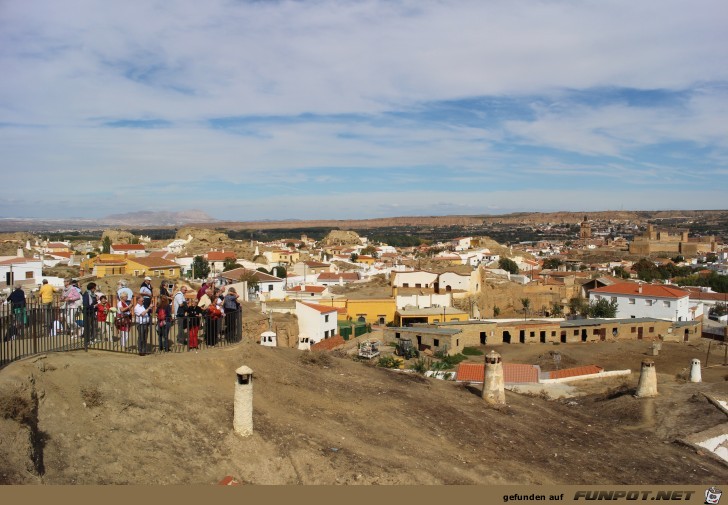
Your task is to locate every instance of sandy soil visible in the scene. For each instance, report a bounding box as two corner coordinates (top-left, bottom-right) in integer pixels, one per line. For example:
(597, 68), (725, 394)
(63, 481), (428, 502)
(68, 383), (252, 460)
(0, 336), (726, 485)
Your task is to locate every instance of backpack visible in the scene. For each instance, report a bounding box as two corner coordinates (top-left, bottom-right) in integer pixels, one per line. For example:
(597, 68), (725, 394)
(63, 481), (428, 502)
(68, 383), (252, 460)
(223, 295), (239, 311)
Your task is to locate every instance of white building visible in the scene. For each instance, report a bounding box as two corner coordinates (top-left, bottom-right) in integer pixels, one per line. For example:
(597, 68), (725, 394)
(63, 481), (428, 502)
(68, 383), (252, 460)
(0, 257), (43, 288)
(589, 282), (692, 321)
(295, 301), (339, 348)
(391, 270), (438, 289)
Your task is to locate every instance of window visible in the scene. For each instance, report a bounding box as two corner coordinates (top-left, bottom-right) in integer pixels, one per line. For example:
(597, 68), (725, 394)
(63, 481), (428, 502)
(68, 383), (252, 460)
(631, 327), (636, 333)
(324, 315), (329, 322)
(456, 339), (459, 347)
(574, 330), (579, 336)
(395, 332), (400, 339)
(628, 298), (636, 305)
(268, 284), (273, 291)
(530, 331), (535, 338)
(25, 271), (33, 279)
(663, 301), (671, 308)
(611, 297), (617, 303)
(551, 331), (556, 337)
(648, 327), (654, 333)
(403, 283), (409, 288)
(645, 300), (653, 306)
(433, 339), (440, 347)
(593, 329), (599, 335)
(169, 269), (174, 275)
(415, 283), (422, 288)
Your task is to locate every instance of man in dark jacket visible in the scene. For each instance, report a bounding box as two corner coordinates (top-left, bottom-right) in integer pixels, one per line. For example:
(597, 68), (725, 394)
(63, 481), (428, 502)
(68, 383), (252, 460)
(6, 284), (26, 340)
(82, 282), (98, 346)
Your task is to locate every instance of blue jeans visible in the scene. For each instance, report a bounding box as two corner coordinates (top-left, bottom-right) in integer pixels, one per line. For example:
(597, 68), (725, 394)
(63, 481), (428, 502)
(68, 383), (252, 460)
(158, 322), (170, 352)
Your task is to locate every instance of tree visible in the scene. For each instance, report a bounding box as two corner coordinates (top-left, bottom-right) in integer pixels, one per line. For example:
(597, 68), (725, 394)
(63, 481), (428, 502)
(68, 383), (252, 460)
(271, 265), (287, 279)
(350, 253), (359, 262)
(568, 296), (589, 318)
(612, 266), (630, 279)
(551, 302), (564, 317)
(709, 303), (727, 317)
(223, 258), (241, 271)
(588, 298), (618, 318)
(101, 236), (112, 254)
(499, 257), (519, 275)
(238, 270), (259, 292)
(191, 255), (210, 279)
(520, 298), (530, 320)
(130, 236), (140, 245)
(493, 306), (500, 317)
(542, 258), (563, 270)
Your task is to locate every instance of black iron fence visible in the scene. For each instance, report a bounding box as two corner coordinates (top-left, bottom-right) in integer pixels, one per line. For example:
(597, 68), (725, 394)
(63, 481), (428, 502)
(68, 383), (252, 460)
(0, 298), (242, 368)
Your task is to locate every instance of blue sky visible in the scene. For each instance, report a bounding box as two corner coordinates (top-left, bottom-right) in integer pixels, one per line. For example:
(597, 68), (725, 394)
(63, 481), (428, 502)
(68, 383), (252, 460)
(1, 0), (727, 221)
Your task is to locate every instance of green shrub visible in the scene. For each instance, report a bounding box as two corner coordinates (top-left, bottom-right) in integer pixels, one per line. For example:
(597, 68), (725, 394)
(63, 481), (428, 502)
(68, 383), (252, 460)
(377, 355), (402, 369)
(409, 357), (432, 374)
(462, 346), (483, 356)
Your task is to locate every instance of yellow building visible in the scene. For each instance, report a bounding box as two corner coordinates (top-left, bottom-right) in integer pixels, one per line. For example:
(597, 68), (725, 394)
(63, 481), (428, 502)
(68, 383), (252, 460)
(125, 256), (181, 279)
(394, 306), (469, 326)
(265, 249), (301, 265)
(355, 255), (376, 265)
(344, 298), (397, 325)
(92, 255), (128, 277)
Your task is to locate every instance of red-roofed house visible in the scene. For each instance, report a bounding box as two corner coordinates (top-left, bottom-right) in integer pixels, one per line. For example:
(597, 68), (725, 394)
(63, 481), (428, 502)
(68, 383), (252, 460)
(220, 268), (286, 301)
(110, 244), (146, 256)
(296, 301), (339, 349)
(316, 271), (360, 287)
(206, 250), (237, 274)
(0, 257), (43, 287)
(589, 282), (691, 321)
(286, 284), (329, 301)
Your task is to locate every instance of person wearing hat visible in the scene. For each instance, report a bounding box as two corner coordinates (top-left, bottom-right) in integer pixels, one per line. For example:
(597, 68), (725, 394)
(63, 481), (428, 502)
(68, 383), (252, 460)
(140, 276), (154, 311)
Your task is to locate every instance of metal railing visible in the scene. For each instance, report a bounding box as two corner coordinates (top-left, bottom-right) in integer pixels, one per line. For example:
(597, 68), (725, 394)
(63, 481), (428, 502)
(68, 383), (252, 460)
(0, 298), (243, 368)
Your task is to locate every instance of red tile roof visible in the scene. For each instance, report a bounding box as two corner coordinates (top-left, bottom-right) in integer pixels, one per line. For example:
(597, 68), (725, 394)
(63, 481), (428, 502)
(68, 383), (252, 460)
(455, 363), (539, 384)
(112, 244), (146, 251)
(548, 365), (603, 380)
(127, 256), (179, 269)
(590, 282), (689, 299)
(207, 251), (236, 261)
(289, 285), (326, 293)
(46, 242), (68, 248)
(311, 335), (345, 351)
(317, 272), (360, 281)
(0, 257), (37, 265)
(299, 302), (339, 314)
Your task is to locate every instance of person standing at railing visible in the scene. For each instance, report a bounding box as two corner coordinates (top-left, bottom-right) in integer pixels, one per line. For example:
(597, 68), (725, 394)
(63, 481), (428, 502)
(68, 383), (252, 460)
(185, 298), (202, 350)
(134, 295), (152, 356)
(116, 292), (132, 349)
(223, 287), (241, 342)
(61, 279), (81, 336)
(38, 279), (56, 335)
(96, 295), (111, 342)
(82, 283), (98, 346)
(140, 276), (154, 312)
(5, 284), (26, 340)
(173, 286), (188, 346)
(156, 295), (172, 352)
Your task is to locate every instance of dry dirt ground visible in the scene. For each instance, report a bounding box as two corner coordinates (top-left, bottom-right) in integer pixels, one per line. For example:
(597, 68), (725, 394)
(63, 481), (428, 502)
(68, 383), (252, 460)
(0, 336), (727, 485)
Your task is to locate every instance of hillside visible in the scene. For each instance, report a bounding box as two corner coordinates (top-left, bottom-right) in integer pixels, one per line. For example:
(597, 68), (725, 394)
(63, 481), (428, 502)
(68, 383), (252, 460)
(0, 338), (726, 485)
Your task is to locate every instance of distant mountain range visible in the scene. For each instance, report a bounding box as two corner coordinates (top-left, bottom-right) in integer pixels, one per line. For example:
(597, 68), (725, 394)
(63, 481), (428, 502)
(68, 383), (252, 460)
(101, 210), (217, 227)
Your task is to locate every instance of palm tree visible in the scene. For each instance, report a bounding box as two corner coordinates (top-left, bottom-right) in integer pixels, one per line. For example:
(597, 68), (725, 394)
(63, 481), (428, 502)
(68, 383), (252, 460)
(520, 298), (530, 320)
